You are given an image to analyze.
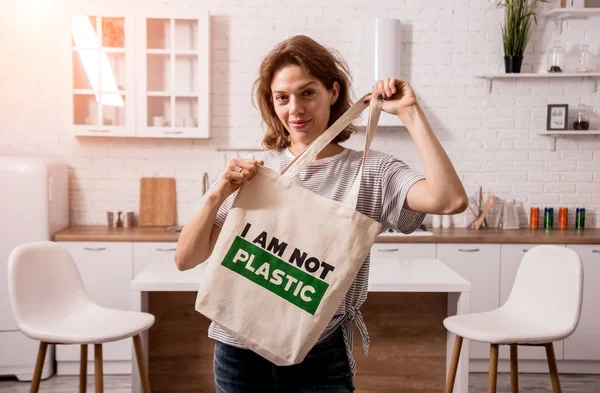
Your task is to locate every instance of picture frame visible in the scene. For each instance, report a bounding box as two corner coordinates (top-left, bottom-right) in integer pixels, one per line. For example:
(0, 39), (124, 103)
(561, 0), (587, 7)
(547, 104), (569, 131)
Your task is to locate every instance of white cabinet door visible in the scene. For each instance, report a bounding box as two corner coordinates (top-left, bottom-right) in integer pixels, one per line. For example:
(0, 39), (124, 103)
(135, 11), (211, 139)
(70, 13), (137, 137)
(563, 244), (600, 361)
(133, 242), (178, 277)
(370, 243), (436, 261)
(56, 242), (133, 363)
(437, 243), (500, 359)
(499, 244), (564, 360)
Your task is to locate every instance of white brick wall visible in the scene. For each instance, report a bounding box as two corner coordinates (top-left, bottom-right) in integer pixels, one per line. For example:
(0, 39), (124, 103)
(0, 0), (598, 228)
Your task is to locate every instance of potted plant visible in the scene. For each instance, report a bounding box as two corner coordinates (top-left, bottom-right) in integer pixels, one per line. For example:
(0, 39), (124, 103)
(497, 0), (548, 73)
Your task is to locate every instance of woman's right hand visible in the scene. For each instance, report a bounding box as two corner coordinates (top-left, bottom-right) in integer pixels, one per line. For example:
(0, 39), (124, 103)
(214, 157), (264, 199)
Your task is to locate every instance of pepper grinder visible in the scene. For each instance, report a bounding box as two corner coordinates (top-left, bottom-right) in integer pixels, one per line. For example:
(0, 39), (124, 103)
(116, 211), (123, 228)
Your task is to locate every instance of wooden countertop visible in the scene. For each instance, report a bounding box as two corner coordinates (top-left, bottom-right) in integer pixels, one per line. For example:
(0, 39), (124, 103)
(54, 225), (600, 244)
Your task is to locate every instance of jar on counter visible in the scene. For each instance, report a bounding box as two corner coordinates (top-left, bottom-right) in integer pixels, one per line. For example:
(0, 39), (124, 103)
(547, 40), (565, 73)
(573, 104), (590, 130)
(576, 44), (593, 73)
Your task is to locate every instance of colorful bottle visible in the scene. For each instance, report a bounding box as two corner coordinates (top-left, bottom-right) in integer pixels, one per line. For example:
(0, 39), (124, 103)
(544, 207), (554, 229)
(576, 208), (586, 229)
(530, 207), (539, 229)
(559, 207), (568, 229)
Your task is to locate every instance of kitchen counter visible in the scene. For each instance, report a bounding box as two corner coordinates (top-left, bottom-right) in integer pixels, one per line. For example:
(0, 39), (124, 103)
(55, 225), (600, 244)
(131, 258), (471, 393)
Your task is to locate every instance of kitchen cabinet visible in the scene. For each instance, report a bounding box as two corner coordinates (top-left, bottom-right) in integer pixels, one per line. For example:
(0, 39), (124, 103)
(70, 13), (136, 137)
(133, 242), (178, 276)
(498, 244), (564, 360)
(69, 9), (210, 139)
(563, 244), (600, 361)
(437, 243), (501, 359)
(135, 13), (211, 138)
(370, 243), (436, 261)
(55, 242), (133, 375)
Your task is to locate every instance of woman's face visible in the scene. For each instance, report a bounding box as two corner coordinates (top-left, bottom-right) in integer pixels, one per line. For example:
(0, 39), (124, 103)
(270, 65), (339, 146)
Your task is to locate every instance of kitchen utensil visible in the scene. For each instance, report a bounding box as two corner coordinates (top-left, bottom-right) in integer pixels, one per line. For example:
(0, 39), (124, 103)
(202, 172), (210, 195)
(475, 195), (497, 230)
(139, 177), (176, 226)
(479, 187), (488, 229)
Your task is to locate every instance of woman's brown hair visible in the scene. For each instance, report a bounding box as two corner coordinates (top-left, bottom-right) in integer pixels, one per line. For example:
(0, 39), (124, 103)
(252, 35), (356, 150)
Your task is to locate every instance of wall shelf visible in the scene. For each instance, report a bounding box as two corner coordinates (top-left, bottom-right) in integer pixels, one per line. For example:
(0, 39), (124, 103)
(543, 8), (600, 33)
(537, 129), (600, 151)
(538, 130), (600, 135)
(474, 73), (600, 94)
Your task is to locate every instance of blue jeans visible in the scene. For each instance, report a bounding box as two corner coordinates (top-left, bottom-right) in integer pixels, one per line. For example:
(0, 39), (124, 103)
(213, 328), (355, 393)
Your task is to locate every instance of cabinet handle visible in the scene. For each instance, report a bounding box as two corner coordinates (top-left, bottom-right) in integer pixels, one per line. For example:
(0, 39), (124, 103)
(377, 248), (399, 252)
(89, 129), (111, 133)
(83, 247), (106, 251)
(522, 249), (530, 252)
(593, 250), (600, 253)
(155, 248), (177, 252)
(163, 131), (184, 134)
(458, 248), (480, 252)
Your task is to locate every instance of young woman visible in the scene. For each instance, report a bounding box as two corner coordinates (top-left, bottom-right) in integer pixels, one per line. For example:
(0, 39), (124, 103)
(175, 35), (467, 393)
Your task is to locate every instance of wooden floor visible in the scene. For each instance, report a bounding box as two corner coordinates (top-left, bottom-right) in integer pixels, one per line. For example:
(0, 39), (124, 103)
(0, 373), (599, 392)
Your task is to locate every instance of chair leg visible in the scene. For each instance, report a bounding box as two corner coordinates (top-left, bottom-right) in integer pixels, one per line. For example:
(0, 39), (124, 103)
(510, 344), (518, 393)
(29, 342), (48, 393)
(488, 344), (499, 393)
(545, 343), (562, 393)
(80, 344), (88, 393)
(94, 344), (103, 393)
(133, 334), (152, 393)
(444, 335), (463, 393)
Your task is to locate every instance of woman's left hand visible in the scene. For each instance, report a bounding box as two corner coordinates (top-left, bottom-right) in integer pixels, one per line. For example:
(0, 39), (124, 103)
(365, 78), (417, 117)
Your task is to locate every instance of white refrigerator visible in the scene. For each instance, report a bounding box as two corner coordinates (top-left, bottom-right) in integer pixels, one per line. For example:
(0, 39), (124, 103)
(0, 156), (69, 380)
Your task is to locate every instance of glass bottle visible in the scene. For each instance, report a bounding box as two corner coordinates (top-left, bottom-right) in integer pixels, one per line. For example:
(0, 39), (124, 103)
(573, 104), (590, 130)
(577, 44), (592, 72)
(547, 40), (564, 73)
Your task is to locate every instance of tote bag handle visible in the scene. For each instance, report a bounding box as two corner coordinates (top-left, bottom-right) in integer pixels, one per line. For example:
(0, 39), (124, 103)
(280, 94), (383, 210)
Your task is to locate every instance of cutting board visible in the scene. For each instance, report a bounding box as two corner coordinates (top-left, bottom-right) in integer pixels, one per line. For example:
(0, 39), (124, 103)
(139, 177), (176, 226)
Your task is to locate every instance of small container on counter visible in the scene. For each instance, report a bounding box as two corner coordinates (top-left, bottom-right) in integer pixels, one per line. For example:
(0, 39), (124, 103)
(123, 211), (135, 227)
(107, 211), (114, 227)
(576, 208), (586, 229)
(442, 215), (451, 229)
(544, 207), (554, 229)
(530, 207), (539, 229)
(559, 207), (568, 229)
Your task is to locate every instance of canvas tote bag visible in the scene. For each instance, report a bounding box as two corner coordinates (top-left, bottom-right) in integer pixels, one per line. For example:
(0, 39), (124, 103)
(195, 95), (384, 366)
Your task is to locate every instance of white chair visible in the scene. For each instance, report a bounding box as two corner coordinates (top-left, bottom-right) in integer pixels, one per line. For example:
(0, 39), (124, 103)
(444, 245), (583, 393)
(8, 241), (155, 393)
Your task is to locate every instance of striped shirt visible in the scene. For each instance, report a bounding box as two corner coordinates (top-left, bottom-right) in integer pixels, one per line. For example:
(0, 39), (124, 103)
(196, 147), (425, 375)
